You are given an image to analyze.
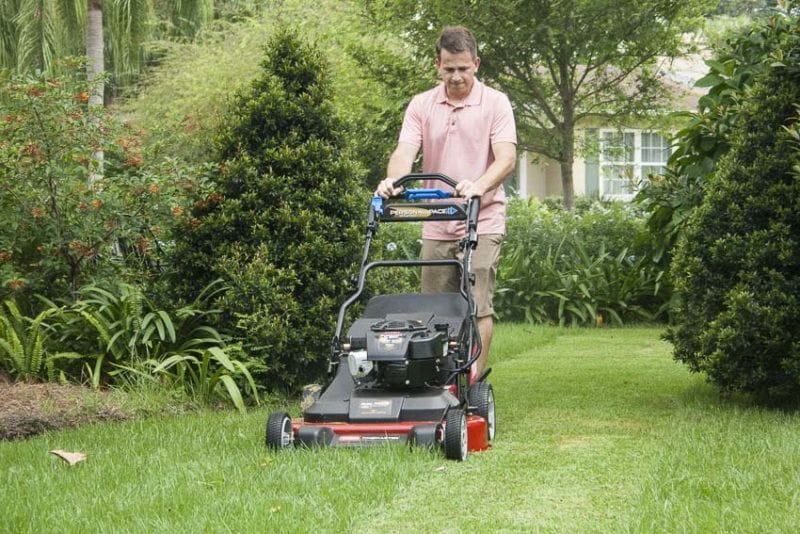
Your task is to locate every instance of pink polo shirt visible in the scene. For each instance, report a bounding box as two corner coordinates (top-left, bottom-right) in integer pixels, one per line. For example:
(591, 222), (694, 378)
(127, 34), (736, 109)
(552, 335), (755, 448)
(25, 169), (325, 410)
(398, 79), (517, 240)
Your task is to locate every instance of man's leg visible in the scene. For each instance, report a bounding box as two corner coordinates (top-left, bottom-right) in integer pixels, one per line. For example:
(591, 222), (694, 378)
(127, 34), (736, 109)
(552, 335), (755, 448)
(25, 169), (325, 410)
(470, 234), (503, 378)
(476, 315), (493, 378)
(421, 239), (460, 293)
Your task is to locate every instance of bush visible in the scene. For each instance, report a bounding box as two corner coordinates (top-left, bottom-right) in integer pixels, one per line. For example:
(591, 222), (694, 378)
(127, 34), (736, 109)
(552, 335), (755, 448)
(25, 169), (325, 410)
(169, 29), (366, 390)
(0, 60), (206, 303)
(636, 4), (800, 267)
(496, 197), (666, 325)
(667, 46), (800, 401)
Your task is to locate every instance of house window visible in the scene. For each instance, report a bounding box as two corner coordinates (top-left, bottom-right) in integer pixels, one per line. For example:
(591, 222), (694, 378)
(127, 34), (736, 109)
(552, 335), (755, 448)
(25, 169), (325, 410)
(600, 130), (670, 199)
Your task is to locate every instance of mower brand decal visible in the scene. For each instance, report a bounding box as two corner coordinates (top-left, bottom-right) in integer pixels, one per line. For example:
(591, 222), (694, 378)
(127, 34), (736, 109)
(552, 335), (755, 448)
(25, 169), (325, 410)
(378, 332), (404, 351)
(356, 399), (393, 416)
(388, 206), (458, 218)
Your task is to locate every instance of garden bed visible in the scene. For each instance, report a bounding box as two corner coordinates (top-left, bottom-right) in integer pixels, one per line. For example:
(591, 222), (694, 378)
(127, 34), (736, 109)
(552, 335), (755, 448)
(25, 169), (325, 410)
(0, 372), (132, 441)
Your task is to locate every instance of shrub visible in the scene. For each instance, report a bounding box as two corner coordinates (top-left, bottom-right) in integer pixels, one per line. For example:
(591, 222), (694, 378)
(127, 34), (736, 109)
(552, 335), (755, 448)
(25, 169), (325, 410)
(636, 4), (800, 267)
(169, 29), (366, 390)
(667, 46), (800, 401)
(0, 61), (204, 302)
(496, 197), (666, 325)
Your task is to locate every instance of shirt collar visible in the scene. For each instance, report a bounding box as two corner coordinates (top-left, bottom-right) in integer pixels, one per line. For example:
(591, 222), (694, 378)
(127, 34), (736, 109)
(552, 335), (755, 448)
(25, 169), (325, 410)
(435, 79), (484, 107)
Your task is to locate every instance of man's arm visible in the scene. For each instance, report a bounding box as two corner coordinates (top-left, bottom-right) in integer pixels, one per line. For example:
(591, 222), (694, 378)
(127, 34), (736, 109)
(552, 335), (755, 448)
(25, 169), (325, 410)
(455, 142), (517, 199)
(376, 142), (420, 198)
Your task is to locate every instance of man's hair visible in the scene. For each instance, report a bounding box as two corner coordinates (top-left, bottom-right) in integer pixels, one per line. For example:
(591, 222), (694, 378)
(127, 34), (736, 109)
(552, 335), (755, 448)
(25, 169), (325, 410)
(435, 26), (478, 60)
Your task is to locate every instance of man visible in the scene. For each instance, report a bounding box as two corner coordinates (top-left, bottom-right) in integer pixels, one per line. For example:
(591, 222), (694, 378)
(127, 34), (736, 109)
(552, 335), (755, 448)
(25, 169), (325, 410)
(376, 25), (517, 377)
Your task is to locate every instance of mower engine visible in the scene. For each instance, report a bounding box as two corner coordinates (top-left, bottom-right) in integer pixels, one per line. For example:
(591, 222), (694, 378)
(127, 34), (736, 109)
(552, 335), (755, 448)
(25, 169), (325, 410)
(347, 315), (450, 388)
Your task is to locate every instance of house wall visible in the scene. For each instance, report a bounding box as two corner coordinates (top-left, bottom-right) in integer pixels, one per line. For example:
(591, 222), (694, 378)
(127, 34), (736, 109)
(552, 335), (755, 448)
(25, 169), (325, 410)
(518, 151), (588, 200)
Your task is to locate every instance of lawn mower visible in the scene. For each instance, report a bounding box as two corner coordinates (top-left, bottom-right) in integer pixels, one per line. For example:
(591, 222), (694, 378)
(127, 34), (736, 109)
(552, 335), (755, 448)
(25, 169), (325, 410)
(265, 173), (496, 461)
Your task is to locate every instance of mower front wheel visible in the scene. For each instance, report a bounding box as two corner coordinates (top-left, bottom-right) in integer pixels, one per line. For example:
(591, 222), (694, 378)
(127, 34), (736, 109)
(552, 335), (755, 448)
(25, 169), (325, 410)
(444, 408), (467, 461)
(266, 412), (294, 450)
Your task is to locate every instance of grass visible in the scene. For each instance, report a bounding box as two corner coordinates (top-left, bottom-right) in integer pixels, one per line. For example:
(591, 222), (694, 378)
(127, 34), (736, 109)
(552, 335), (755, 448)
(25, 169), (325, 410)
(3, 324), (800, 532)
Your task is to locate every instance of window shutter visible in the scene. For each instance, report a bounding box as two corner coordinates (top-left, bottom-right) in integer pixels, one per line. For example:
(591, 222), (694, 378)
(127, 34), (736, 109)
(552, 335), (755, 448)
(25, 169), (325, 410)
(585, 129), (599, 196)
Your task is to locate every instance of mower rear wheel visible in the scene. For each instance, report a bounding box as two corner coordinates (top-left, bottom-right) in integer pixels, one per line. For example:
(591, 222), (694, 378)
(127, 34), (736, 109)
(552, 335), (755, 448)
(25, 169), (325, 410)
(266, 412), (294, 450)
(469, 381), (496, 441)
(444, 408), (467, 461)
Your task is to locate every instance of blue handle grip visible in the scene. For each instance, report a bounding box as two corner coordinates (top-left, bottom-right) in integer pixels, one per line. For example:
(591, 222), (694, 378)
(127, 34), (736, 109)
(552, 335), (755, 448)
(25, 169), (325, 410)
(403, 188), (454, 200)
(371, 195), (384, 216)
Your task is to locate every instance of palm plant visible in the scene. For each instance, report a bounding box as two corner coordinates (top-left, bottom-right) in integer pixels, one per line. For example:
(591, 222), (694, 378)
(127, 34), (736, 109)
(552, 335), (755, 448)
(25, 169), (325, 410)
(54, 279), (259, 410)
(0, 300), (80, 381)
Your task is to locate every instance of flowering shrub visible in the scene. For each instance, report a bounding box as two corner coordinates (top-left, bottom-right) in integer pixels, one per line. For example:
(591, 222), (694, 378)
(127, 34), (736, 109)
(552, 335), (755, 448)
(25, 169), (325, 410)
(0, 60), (208, 302)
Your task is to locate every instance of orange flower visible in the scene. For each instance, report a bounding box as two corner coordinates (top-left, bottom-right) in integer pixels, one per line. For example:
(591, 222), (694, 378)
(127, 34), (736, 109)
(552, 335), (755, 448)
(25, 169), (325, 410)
(26, 86), (45, 98)
(91, 199), (103, 209)
(31, 207), (44, 219)
(124, 154), (144, 166)
(148, 184), (160, 194)
(189, 218), (202, 229)
(75, 91), (90, 103)
(7, 279), (25, 290)
(78, 202), (88, 211)
(171, 206), (184, 217)
(22, 143), (42, 158)
(0, 251), (11, 262)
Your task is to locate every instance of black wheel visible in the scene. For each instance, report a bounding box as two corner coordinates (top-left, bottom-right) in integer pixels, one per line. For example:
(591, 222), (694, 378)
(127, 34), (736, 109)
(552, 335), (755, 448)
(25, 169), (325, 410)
(444, 408), (467, 461)
(266, 412), (293, 450)
(469, 381), (496, 441)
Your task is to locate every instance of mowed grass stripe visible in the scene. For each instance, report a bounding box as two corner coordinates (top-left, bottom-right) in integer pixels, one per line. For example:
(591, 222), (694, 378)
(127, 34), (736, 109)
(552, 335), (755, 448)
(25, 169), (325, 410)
(3, 325), (800, 533)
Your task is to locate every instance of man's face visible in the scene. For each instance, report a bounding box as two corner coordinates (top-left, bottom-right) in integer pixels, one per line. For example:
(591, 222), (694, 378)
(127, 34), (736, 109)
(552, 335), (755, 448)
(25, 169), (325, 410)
(436, 49), (480, 101)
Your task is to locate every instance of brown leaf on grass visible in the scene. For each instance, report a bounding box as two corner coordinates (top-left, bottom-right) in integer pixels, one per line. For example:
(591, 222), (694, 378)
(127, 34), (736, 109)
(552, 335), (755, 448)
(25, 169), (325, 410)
(50, 449), (87, 466)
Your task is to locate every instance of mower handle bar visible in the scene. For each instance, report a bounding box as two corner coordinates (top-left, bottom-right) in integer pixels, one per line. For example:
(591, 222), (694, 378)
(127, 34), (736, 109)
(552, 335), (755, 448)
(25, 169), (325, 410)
(392, 173), (458, 190)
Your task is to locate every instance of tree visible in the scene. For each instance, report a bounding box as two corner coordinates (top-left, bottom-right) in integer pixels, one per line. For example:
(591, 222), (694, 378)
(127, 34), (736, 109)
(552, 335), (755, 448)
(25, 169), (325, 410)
(0, 0), (215, 97)
(363, 0), (710, 208)
(667, 2), (800, 401)
(169, 29), (366, 389)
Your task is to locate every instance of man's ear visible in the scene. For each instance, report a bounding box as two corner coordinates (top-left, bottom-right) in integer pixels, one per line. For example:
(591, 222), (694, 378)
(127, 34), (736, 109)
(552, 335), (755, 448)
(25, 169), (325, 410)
(474, 57), (481, 72)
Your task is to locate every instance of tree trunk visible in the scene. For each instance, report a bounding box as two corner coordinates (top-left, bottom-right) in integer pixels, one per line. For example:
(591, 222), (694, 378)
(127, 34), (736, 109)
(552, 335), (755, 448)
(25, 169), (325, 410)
(560, 159), (575, 210)
(560, 125), (576, 210)
(86, 0), (104, 184)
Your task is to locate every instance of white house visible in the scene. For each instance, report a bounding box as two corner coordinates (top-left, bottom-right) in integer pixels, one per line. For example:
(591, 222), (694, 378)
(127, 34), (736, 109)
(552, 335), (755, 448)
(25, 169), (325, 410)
(515, 53), (709, 201)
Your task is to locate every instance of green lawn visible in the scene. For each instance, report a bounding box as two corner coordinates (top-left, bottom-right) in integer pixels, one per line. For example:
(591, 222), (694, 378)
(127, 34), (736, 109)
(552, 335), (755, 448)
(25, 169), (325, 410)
(3, 325), (800, 532)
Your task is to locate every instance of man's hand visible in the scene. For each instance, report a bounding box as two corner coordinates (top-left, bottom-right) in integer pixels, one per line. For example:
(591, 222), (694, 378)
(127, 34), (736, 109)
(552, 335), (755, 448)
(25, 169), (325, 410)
(376, 177), (404, 199)
(455, 180), (486, 199)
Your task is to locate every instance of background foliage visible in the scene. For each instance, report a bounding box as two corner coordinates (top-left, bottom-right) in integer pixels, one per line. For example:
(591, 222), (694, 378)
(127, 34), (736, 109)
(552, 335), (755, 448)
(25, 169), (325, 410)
(668, 3), (800, 401)
(0, 62), (202, 301)
(169, 29), (366, 390)
(495, 198), (666, 325)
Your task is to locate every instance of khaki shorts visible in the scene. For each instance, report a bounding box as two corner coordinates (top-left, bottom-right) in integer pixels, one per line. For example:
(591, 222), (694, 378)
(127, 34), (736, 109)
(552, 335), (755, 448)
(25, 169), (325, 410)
(421, 235), (503, 318)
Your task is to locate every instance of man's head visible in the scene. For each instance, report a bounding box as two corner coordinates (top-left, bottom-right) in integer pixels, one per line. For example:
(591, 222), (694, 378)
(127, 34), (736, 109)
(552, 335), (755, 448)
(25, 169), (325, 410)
(435, 26), (480, 101)
(435, 26), (478, 61)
